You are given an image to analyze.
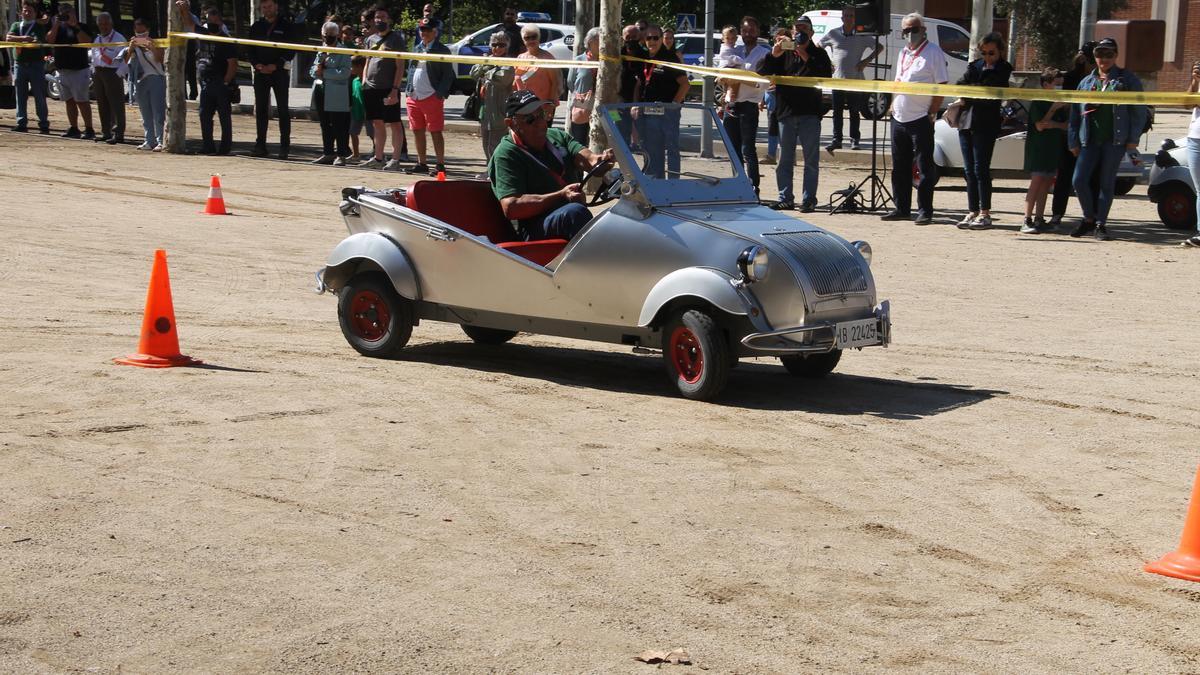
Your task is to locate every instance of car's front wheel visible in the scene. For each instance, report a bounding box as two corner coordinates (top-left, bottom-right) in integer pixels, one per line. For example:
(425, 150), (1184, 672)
(461, 325), (518, 345)
(780, 349), (842, 378)
(1157, 181), (1198, 230)
(338, 273), (413, 358)
(863, 92), (891, 120)
(662, 309), (731, 401)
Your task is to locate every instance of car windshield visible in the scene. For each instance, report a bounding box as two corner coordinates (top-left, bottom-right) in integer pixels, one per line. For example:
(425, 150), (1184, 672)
(597, 102), (758, 206)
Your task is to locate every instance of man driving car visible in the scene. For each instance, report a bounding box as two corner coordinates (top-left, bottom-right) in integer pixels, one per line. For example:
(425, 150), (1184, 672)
(488, 90), (615, 241)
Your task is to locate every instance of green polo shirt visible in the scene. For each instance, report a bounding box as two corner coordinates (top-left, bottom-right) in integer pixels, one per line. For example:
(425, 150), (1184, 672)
(488, 128), (584, 232)
(9, 21), (48, 64)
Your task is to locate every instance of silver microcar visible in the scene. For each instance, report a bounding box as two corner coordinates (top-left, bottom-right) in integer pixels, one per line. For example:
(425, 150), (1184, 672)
(316, 103), (891, 400)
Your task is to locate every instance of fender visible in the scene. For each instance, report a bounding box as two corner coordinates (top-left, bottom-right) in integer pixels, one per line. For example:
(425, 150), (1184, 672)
(319, 232), (420, 300)
(1147, 168), (1195, 202)
(637, 267), (753, 327)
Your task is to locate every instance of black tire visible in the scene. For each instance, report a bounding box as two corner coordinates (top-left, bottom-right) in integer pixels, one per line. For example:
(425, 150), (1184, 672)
(780, 349), (842, 378)
(1113, 178), (1136, 196)
(337, 273), (413, 358)
(1157, 182), (1199, 230)
(862, 92), (891, 121)
(461, 325), (518, 345)
(661, 309), (731, 401)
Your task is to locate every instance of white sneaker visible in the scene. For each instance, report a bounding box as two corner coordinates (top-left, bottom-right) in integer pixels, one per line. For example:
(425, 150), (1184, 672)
(384, 159), (402, 171)
(956, 212), (979, 229)
(359, 157), (385, 169)
(152, 144), (164, 152)
(332, 156), (346, 167)
(968, 214), (992, 230)
(136, 142), (153, 151)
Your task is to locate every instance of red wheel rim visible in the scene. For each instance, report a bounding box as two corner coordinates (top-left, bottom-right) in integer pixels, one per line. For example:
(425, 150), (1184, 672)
(349, 290), (391, 342)
(669, 326), (704, 384)
(1163, 192), (1190, 225)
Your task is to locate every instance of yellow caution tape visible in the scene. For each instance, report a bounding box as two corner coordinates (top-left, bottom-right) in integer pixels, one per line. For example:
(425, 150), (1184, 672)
(0, 38), (172, 48)
(8, 31), (1198, 106)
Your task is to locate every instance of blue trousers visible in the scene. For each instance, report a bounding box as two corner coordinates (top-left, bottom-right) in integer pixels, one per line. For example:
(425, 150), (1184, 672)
(527, 203), (592, 240)
(136, 74), (166, 147)
(1072, 143), (1124, 225)
(1190, 138), (1200, 232)
(638, 107), (681, 179)
(777, 114), (821, 204)
(958, 128), (998, 212)
(14, 61), (49, 131)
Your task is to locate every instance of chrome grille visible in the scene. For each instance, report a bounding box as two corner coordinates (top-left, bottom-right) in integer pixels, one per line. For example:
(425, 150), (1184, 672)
(764, 231), (868, 296)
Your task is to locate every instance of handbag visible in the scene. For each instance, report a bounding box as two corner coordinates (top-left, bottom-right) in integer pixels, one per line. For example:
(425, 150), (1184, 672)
(462, 85), (481, 121)
(944, 99), (964, 128)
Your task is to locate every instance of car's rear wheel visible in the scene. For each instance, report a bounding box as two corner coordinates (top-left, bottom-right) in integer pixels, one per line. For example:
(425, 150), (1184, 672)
(862, 92), (891, 121)
(662, 309), (731, 401)
(461, 325), (518, 345)
(338, 273), (413, 358)
(780, 349), (842, 378)
(1157, 181), (1198, 230)
(1114, 177), (1136, 196)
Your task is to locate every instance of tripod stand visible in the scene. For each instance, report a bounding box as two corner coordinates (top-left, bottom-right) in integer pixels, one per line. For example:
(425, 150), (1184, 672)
(829, 35), (894, 215)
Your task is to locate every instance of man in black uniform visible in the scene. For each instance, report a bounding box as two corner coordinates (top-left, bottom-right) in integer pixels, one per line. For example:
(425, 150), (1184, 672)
(499, 7), (522, 55)
(247, 0), (299, 158)
(178, 0), (237, 155)
(616, 24), (645, 144)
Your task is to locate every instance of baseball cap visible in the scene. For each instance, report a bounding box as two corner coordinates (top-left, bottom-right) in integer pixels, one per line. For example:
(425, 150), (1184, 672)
(417, 17), (437, 29)
(505, 90), (551, 118)
(793, 16), (812, 26)
(1095, 37), (1118, 52)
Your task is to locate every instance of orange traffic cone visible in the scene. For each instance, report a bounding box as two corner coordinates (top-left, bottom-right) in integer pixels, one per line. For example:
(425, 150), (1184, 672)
(436, 170), (446, 181)
(114, 250), (202, 368)
(1145, 465), (1200, 582)
(200, 174), (230, 215)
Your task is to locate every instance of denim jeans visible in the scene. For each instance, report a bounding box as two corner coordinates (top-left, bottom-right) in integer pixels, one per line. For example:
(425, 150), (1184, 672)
(1072, 143), (1125, 225)
(14, 60), (49, 130)
(777, 114), (821, 204)
(639, 107), (681, 179)
(831, 90), (863, 143)
(958, 128), (998, 212)
(198, 78), (232, 153)
(527, 202), (591, 240)
(135, 74), (166, 146)
(890, 116), (938, 216)
(253, 67), (290, 150)
(1189, 137), (1200, 232)
(723, 101), (760, 188)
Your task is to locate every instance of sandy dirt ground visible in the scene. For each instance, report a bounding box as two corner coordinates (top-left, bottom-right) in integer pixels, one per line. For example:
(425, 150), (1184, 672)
(2, 104), (1199, 673)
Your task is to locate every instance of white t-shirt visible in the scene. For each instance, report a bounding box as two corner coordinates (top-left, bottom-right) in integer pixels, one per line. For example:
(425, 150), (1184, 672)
(891, 40), (949, 124)
(730, 44), (770, 104)
(716, 44), (743, 69)
(409, 59), (435, 99)
(1189, 106), (1200, 139)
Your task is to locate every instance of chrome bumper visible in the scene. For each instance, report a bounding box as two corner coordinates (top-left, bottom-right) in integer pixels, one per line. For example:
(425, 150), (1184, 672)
(741, 300), (891, 354)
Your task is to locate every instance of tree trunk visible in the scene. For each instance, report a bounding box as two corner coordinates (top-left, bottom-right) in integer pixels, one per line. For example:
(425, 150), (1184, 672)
(164, 8), (186, 153)
(573, 0), (594, 57)
(588, 0), (620, 152)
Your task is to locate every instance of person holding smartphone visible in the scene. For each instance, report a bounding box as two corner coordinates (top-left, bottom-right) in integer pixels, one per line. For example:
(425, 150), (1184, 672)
(45, 3), (94, 140)
(1183, 60), (1200, 248)
(310, 21), (353, 165)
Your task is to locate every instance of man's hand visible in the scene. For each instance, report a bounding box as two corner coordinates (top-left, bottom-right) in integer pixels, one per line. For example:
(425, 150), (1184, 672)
(595, 148), (615, 165)
(1035, 121), (1047, 132)
(384, 91), (399, 105)
(1126, 143), (1138, 152)
(856, 58), (870, 72)
(560, 183), (585, 205)
(67, 14), (78, 27)
(771, 37), (784, 58)
(1070, 147), (1080, 157)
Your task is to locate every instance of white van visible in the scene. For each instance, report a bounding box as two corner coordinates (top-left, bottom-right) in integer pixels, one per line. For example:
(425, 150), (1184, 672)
(804, 10), (973, 118)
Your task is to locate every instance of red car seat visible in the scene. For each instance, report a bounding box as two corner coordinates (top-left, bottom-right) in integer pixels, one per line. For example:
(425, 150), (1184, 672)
(405, 180), (568, 266)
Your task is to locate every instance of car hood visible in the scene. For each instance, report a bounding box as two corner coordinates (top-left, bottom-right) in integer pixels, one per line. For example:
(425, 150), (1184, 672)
(657, 202), (824, 239)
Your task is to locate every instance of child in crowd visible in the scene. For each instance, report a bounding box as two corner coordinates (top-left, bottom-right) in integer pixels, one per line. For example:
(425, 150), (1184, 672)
(1021, 67), (1068, 234)
(716, 25), (742, 106)
(348, 55), (368, 162)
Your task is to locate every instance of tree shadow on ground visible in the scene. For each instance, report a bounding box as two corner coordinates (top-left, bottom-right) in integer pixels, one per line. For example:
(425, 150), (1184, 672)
(398, 340), (1003, 418)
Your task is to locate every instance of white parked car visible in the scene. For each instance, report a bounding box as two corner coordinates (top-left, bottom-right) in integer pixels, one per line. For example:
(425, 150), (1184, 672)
(805, 10), (972, 119)
(449, 22), (574, 94)
(1148, 138), (1197, 230)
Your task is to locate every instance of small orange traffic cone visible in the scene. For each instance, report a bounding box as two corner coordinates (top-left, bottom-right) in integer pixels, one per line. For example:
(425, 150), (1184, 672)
(114, 250), (202, 368)
(1145, 465), (1200, 582)
(200, 174), (230, 215)
(436, 170), (446, 181)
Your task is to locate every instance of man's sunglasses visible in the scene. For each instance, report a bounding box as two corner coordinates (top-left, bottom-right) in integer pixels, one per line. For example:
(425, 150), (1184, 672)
(518, 109), (548, 124)
(901, 27), (922, 35)
(645, 34), (662, 40)
(523, 36), (539, 41)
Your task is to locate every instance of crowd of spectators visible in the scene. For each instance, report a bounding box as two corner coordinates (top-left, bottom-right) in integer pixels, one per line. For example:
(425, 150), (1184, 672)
(3, 3), (1198, 245)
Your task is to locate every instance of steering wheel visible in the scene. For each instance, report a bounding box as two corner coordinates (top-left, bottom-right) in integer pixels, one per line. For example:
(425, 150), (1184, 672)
(578, 157), (618, 206)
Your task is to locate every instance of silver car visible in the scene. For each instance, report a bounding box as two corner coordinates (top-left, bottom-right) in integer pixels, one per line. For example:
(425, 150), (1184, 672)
(1148, 137), (1197, 231)
(316, 103), (891, 401)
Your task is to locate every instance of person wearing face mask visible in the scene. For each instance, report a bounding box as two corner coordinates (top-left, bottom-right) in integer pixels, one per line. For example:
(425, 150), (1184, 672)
(951, 32), (1013, 230)
(616, 24), (647, 144)
(247, 0), (300, 159)
(881, 13), (948, 225)
(361, 5), (409, 170)
(124, 17), (166, 151)
(177, 0), (237, 155)
(1067, 37), (1147, 241)
(758, 18), (833, 213)
(1048, 42), (1098, 227)
(90, 12), (126, 145)
(310, 21), (353, 165)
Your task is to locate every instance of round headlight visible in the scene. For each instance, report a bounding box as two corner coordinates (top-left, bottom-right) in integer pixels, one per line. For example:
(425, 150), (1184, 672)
(851, 240), (872, 265)
(737, 245), (769, 283)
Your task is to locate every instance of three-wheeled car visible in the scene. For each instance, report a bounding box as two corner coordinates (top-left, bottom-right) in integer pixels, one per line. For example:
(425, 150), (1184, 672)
(316, 103), (891, 400)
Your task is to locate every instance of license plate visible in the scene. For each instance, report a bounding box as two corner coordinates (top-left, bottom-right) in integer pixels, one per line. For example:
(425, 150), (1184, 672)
(835, 317), (880, 349)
